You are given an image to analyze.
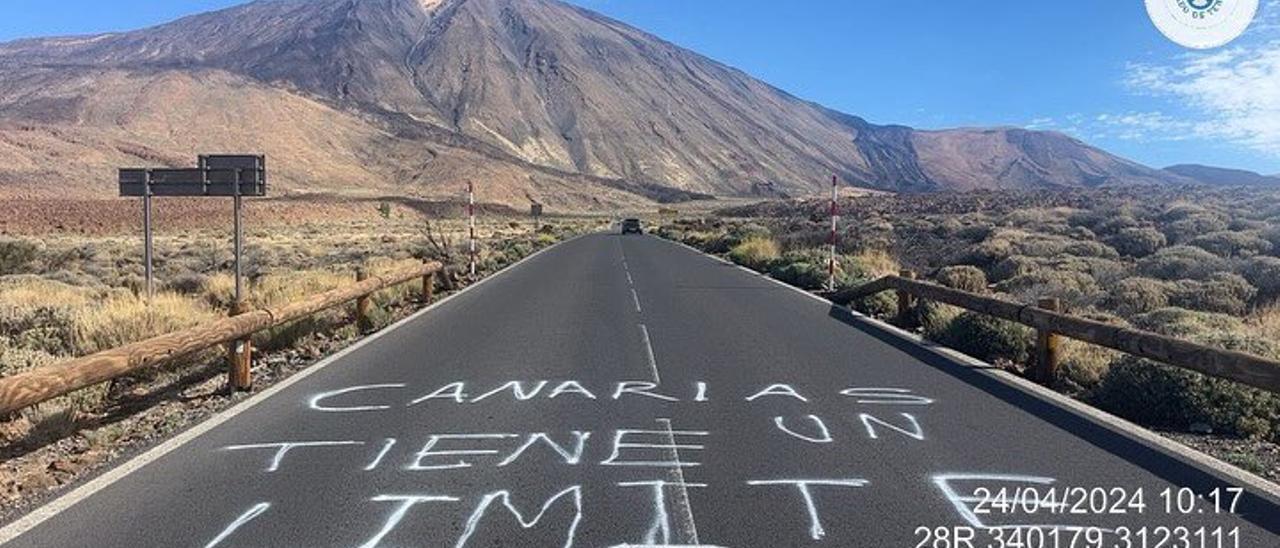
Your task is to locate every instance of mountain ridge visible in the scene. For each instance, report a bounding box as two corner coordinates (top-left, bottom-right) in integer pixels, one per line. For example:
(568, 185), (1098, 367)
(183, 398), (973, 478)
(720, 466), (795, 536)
(1163, 164), (1280, 187)
(0, 0), (1194, 208)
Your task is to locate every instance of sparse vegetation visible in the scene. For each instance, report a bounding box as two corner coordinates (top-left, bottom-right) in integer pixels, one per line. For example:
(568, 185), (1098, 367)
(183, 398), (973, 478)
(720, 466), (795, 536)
(659, 186), (1280, 468)
(1, 213), (592, 508)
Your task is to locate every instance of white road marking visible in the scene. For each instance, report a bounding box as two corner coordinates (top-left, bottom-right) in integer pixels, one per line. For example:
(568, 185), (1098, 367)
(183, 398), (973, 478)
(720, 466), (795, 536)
(658, 418), (701, 545)
(0, 234), (588, 545)
(631, 288), (643, 313)
(657, 234), (1280, 501)
(639, 324), (660, 384)
(204, 502), (271, 548)
(626, 271), (635, 286)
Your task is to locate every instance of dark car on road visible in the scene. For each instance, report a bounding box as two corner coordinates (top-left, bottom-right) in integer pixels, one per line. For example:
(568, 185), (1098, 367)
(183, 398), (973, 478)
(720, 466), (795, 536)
(621, 218), (643, 235)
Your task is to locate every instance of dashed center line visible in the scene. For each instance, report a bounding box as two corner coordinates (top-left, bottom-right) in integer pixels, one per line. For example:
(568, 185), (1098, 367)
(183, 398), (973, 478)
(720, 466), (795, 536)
(658, 418), (702, 545)
(631, 288), (643, 313)
(639, 324), (660, 384)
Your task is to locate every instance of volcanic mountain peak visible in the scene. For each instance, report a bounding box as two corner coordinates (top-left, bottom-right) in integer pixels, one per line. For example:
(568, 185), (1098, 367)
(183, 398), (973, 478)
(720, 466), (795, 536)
(0, 0), (1190, 207)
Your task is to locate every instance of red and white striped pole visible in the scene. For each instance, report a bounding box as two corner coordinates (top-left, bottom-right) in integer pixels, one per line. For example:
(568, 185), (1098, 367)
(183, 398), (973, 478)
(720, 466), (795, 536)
(468, 181), (477, 279)
(828, 175), (839, 292)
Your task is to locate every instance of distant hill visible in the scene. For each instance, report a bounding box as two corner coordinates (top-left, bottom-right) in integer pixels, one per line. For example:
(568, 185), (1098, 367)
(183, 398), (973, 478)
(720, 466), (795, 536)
(0, 0), (1193, 208)
(1163, 164), (1280, 187)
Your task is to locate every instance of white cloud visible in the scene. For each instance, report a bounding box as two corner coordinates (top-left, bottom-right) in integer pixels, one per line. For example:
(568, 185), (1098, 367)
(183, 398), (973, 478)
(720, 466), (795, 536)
(1030, 7), (1280, 158)
(1092, 111), (1196, 141)
(1117, 6), (1280, 156)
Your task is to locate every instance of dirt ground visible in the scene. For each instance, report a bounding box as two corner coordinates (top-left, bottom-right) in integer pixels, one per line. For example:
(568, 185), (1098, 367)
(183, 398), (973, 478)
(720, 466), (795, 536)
(0, 194), (528, 236)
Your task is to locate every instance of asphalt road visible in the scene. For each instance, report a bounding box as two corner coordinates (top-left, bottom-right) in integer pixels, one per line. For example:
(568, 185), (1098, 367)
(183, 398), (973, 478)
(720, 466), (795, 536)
(4, 233), (1279, 547)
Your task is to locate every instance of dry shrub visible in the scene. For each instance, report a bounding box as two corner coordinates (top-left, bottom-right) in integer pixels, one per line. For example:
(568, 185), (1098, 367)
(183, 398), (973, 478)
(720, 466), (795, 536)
(1090, 304), (1280, 441)
(929, 311), (1033, 365)
(995, 270), (1101, 308)
(846, 249), (900, 279)
(1104, 277), (1173, 317)
(935, 265), (988, 293)
(768, 249), (834, 290)
(0, 345), (59, 378)
(1260, 226), (1280, 252)
(1137, 245), (1227, 281)
(1057, 338), (1120, 393)
(1242, 256), (1280, 304)
(961, 237), (1014, 268)
(1163, 216), (1229, 244)
(1107, 227), (1166, 258)
(1187, 231), (1272, 258)
(1245, 304), (1280, 341)
(990, 255), (1038, 282)
(1089, 332), (1280, 442)
(164, 272), (208, 295)
(729, 237), (781, 270)
(1131, 307), (1244, 339)
(919, 301), (964, 341)
(1168, 273), (1256, 316)
(0, 237), (40, 274)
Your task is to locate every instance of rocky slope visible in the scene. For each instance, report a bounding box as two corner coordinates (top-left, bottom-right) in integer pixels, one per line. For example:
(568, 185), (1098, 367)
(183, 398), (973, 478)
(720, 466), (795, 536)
(1163, 164), (1280, 187)
(0, 0), (1187, 208)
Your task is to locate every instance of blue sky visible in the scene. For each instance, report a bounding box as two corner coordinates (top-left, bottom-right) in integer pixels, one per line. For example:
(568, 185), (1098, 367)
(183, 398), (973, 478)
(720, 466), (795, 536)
(1, 0), (1277, 173)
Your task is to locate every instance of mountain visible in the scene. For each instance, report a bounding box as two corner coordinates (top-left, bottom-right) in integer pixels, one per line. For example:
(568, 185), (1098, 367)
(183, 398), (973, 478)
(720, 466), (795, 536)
(1163, 164), (1280, 187)
(0, 0), (1186, 208)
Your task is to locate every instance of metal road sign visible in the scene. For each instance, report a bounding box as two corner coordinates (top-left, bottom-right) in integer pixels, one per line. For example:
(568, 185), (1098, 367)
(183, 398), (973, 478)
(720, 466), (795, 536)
(117, 154), (267, 385)
(118, 155), (266, 197)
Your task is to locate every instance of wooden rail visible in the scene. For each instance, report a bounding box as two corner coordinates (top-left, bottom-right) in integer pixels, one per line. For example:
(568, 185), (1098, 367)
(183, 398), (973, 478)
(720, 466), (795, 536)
(831, 273), (1280, 395)
(0, 260), (445, 415)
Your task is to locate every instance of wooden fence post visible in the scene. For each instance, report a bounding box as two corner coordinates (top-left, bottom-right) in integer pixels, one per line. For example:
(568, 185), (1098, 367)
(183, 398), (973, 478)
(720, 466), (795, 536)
(896, 270), (918, 327)
(228, 300), (252, 391)
(1035, 297), (1062, 385)
(356, 267), (372, 332)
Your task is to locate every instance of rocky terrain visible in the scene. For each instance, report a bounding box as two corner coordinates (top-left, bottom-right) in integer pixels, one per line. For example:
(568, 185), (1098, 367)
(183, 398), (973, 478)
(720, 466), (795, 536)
(0, 0), (1193, 210)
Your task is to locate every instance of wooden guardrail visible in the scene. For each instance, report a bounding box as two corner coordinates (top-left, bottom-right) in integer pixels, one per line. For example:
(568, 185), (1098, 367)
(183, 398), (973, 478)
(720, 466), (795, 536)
(831, 271), (1280, 395)
(0, 260), (447, 415)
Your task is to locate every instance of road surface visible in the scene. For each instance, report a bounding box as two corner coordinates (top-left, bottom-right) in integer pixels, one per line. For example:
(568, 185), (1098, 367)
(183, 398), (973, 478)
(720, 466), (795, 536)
(3, 234), (1279, 547)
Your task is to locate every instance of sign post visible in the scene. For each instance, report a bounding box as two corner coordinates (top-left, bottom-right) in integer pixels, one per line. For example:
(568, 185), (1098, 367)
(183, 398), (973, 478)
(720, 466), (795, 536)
(121, 155), (266, 391)
(829, 175), (839, 293)
(143, 179), (154, 301)
(468, 181), (477, 279)
(531, 203), (544, 231)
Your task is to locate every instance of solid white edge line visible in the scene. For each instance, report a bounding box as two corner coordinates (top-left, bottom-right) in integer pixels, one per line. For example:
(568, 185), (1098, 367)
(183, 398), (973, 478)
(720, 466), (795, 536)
(655, 235), (1280, 503)
(0, 233), (590, 544)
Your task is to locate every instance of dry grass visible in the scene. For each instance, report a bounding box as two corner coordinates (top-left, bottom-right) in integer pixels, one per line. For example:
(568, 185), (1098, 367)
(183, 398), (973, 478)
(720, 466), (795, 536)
(71, 293), (214, 356)
(729, 236), (781, 269)
(1245, 304), (1280, 342)
(849, 249), (901, 279)
(1058, 338), (1121, 391)
(0, 213), (591, 425)
(0, 278), (212, 363)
